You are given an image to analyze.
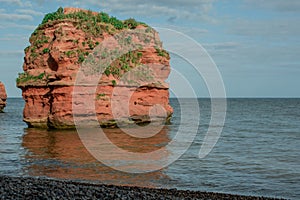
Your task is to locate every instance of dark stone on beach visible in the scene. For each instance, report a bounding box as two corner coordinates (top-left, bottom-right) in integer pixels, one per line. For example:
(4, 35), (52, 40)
(0, 176), (285, 200)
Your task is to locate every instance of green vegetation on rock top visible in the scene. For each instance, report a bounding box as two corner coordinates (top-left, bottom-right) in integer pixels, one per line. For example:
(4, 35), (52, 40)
(26, 7), (149, 64)
(40, 7), (146, 31)
(19, 7), (167, 87)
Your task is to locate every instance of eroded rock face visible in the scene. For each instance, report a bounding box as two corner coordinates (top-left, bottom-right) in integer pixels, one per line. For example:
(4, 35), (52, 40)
(17, 7), (173, 129)
(0, 82), (7, 112)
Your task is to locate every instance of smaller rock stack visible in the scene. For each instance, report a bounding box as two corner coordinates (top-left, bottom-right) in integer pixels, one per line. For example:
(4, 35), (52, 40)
(0, 81), (7, 112)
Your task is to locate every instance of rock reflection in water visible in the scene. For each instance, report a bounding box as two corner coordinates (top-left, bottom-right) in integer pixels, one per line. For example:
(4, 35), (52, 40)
(22, 126), (171, 188)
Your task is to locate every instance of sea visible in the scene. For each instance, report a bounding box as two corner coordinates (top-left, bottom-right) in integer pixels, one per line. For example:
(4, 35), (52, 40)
(0, 98), (299, 199)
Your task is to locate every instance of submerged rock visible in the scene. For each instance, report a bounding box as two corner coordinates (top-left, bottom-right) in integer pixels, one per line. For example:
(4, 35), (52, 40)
(17, 7), (173, 129)
(0, 82), (7, 112)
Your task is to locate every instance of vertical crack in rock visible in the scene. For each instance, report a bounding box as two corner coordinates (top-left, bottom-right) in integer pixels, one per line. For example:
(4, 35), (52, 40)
(46, 86), (55, 128)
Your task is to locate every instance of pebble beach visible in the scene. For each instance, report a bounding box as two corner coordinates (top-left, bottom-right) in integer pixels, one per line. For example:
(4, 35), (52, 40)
(0, 176), (285, 200)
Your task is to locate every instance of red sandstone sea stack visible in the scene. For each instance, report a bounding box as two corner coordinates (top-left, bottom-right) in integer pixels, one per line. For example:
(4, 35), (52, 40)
(0, 82), (7, 112)
(17, 7), (173, 129)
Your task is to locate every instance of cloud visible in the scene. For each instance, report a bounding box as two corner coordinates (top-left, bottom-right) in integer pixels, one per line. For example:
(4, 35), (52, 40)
(158, 25), (208, 34)
(0, 22), (36, 30)
(16, 9), (44, 16)
(202, 42), (242, 58)
(225, 18), (300, 38)
(0, 0), (22, 6)
(0, 50), (23, 56)
(0, 34), (27, 41)
(203, 42), (240, 50)
(72, 0), (216, 23)
(0, 13), (33, 21)
(244, 0), (300, 12)
(0, 0), (32, 7)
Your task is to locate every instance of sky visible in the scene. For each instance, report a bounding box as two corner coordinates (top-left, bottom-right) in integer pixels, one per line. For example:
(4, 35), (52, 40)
(0, 0), (299, 97)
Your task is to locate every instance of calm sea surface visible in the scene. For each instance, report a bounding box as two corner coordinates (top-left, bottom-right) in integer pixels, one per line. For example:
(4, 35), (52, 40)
(0, 98), (299, 199)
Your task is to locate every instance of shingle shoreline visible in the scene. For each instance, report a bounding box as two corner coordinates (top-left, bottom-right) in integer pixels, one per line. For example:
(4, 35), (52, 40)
(0, 176), (286, 200)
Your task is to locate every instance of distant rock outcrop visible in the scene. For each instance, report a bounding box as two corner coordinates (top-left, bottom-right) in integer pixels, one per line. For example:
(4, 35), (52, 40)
(17, 7), (173, 128)
(0, 82), (7, 112)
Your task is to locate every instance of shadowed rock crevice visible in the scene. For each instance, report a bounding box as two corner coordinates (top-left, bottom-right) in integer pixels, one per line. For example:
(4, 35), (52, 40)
(46, 86), (55, 129)
(47, 54), (59, 71)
